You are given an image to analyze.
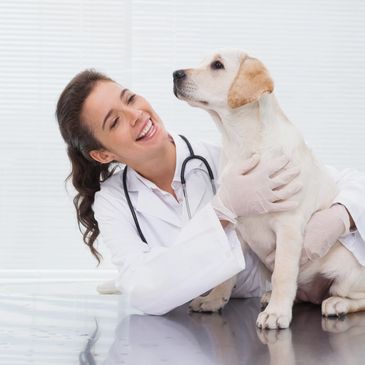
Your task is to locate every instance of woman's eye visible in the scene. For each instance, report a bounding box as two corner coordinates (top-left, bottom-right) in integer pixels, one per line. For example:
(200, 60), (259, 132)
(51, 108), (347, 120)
(210, 60), (224, 70)
(110, 117), (119, 129)
(127, 94), (136, 104)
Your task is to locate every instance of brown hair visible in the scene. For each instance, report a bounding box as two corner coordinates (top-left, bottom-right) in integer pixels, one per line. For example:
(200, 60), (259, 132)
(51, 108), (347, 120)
(56, 69), (119, 264)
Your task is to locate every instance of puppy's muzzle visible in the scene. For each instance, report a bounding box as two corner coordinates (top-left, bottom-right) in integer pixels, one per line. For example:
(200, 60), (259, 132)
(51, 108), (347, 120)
(173, 69), (186, 97)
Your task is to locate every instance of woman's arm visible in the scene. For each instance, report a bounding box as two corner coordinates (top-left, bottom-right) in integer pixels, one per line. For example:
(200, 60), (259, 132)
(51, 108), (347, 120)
(300, 166), (365, 265)
(328, 166), (365, 239)
(93, 190), (245, 316)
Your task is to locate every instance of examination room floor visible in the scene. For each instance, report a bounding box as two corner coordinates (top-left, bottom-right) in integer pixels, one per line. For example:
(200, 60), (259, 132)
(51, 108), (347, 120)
(2, 282), (365, 365)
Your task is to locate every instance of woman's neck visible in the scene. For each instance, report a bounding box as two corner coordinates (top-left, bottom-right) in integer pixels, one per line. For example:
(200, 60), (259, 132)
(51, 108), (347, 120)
(134, 135), (177, 192)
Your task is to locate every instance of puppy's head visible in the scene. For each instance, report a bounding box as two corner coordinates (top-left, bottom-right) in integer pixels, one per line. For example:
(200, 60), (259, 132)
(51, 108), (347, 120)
(173, 49), (274, 111)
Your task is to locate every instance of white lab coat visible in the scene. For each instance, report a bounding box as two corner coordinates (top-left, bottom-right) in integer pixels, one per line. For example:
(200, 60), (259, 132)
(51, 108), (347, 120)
(92, 131), (365, 315)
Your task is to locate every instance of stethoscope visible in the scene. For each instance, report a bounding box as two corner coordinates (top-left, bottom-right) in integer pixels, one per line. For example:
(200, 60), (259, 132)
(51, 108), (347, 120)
(122, 134), (216, 244)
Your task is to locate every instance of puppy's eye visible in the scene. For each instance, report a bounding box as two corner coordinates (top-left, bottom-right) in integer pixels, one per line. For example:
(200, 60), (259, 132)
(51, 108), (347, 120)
(210, 60), (225, 70)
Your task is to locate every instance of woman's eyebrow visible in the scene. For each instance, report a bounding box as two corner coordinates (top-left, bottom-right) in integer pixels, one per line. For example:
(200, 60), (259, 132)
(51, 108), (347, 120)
(120, 88), (129, 101)
(101, 88), (129, 130)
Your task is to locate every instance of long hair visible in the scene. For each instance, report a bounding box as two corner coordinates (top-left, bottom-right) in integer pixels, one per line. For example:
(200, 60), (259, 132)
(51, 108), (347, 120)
(56, 69), (119, 264)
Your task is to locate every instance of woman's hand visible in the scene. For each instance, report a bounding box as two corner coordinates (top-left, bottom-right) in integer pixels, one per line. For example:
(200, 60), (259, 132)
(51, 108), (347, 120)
(212, 154), (302, 221)
(299, 203), (352, 266)
(264, 203), (353, 271)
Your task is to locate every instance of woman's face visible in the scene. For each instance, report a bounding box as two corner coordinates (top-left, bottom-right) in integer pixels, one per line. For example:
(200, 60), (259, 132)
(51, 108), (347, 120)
(82, 81), (170, 166)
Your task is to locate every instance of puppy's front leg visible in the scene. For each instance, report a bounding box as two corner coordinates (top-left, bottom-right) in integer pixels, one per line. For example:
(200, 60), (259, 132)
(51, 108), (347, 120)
(257, 224), (303, 329)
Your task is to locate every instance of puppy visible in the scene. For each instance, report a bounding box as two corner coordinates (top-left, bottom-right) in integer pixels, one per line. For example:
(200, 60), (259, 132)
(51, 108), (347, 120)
(173, 49), (365, 329)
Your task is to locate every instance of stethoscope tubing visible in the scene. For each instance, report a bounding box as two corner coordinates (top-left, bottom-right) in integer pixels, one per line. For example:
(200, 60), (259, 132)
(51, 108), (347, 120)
(122, 135), (216, 244)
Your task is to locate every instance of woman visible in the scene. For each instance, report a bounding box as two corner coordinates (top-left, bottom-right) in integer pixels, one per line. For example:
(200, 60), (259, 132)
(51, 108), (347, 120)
(56, 69), (365, 315)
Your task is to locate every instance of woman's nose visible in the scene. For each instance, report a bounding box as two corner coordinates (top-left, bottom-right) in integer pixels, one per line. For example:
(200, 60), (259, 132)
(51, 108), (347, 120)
(125, 107), (143, 126)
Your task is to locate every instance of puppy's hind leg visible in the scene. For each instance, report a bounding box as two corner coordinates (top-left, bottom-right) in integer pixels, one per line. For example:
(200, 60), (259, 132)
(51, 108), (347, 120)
(322, 248), (365, 317)
(322, 273), (365, 317)
(189, 275), (237, 313)
(322, 297), (365, 317)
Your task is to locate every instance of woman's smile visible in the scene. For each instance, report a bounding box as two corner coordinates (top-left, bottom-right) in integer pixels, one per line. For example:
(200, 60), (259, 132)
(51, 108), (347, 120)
(136, 118), (159, 143)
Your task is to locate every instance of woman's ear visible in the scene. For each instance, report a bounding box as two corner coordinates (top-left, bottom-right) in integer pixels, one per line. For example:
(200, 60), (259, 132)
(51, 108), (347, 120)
(89, 149), (115, 164)
(228, 56), (274, 108)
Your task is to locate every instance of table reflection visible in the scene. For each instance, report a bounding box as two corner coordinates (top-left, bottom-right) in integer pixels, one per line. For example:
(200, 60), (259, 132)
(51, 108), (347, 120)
(79, 298), (365, 365)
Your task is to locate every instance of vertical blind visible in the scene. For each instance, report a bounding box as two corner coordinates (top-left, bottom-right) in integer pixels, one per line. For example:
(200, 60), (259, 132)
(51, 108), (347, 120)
(0, 0), (364, 277)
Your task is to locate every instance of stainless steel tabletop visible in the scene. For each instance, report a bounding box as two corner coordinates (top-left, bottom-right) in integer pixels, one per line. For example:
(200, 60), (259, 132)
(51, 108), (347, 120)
(110, 298), (365, 365)
(2, 285), (365, 365)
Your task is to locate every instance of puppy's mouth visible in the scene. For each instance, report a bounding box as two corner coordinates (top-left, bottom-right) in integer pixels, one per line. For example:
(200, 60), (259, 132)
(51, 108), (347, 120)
(173, 83), (181, 98)
(173, 84), (208, 105)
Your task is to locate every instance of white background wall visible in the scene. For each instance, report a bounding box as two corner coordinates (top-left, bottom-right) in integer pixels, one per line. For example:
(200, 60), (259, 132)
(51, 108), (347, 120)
(0, 0), (364, 279)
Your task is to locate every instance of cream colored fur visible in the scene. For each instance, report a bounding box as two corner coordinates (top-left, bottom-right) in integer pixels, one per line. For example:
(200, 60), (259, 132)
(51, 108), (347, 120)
(175, 49), (365, 329)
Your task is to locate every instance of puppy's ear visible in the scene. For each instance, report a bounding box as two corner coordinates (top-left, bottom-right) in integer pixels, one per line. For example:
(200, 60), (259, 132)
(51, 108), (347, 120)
(228, 56), (274, 108)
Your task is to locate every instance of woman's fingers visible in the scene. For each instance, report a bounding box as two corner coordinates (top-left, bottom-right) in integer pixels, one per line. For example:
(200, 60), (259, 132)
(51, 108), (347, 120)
(268, 154), (290, 177)
(270, 166), (301, 189)
(266, 178), (302, 213)
(269, 199), (299, 212)
(270, 180), (303, 202)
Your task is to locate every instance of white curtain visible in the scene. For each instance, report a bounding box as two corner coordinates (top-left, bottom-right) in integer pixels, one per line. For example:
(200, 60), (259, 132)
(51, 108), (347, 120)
(0, 0), (364, 278)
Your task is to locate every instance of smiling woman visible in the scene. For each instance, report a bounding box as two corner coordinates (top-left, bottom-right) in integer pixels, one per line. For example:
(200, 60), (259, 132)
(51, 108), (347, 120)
(56, 69), (177, 263)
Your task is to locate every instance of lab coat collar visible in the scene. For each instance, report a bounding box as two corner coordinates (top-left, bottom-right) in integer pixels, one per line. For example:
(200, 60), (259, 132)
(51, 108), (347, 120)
(125, 131), (205, 191)
(121, 131), (206, 227)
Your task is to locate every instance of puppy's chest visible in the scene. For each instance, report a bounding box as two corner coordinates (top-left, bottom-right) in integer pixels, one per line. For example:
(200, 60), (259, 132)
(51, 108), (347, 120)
(235, 216), (276, 259)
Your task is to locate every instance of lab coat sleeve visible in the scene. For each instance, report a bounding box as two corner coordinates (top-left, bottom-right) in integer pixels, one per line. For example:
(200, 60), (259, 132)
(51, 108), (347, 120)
(93, 190), (246, 315)
(325, 165), (365, 241)
(325, 165), (365, 266)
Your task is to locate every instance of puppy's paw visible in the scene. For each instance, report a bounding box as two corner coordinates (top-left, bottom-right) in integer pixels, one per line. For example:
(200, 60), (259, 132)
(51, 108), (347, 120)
(260, 291), (272, 309)
(321, 316), (348, 333)
(189, 295), (229, 313)
(256, 307), (292, 329)
(256, 326), (292, 345)
(322, 296), (350, 318)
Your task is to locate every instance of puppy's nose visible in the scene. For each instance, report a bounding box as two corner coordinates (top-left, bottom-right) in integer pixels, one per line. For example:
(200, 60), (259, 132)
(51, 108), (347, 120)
(173, 69), (186, 80)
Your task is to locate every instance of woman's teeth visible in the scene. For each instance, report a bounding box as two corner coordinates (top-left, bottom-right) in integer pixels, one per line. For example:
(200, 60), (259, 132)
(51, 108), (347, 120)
(137, 119), (155, 141)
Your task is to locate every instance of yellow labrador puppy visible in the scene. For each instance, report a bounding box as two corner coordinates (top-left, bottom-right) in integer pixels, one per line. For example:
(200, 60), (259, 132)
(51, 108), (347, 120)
(173, 49), (365, 329)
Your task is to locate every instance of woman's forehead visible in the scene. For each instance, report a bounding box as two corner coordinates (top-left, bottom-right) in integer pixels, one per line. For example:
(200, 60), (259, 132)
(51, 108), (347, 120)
(82, 81), (122, 128)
